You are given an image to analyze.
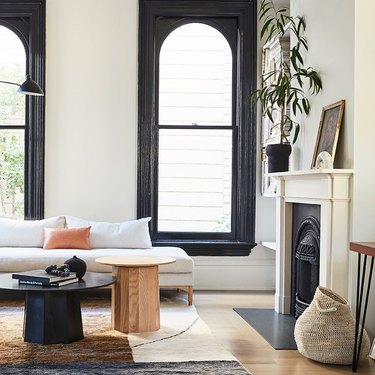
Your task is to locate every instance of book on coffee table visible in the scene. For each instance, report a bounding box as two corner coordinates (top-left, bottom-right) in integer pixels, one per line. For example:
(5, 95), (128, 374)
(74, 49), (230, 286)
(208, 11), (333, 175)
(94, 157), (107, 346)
(12, 269), (77, 283)
(18, 277), (79, 287)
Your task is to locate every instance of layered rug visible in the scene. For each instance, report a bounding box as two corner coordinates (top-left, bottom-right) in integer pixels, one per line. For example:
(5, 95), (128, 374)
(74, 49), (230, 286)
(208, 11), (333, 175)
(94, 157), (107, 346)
(0, 298), (251, 374)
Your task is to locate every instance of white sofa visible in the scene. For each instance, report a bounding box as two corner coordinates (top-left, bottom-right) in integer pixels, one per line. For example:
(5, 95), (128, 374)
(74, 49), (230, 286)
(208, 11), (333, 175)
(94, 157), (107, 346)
(0, 216), (194, 304)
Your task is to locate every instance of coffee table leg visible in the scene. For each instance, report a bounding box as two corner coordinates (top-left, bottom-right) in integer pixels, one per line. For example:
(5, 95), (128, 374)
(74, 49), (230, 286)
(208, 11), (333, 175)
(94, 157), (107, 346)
(24, 290), (84, 344)
(112, 265), (160, 333)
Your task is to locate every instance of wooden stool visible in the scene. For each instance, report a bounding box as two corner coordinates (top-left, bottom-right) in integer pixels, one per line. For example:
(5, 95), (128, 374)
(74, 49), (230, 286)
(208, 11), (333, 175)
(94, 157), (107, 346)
(96, 255), (175, 333)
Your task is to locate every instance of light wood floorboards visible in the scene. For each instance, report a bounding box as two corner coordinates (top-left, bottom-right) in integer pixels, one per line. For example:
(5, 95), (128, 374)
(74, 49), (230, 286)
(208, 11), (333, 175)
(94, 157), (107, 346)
(193, 290), (375, 375)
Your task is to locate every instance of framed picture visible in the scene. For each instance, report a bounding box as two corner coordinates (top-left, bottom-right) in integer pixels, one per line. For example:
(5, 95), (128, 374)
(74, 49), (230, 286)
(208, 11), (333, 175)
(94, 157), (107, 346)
(311, 100), (345, 168)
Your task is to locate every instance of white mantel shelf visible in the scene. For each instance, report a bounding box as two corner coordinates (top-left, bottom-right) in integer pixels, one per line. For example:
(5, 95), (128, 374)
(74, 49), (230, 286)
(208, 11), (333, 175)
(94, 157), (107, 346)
(266, 168), (354, 177)
(268, 169), (354, 314)
(266, 169), (354, 203)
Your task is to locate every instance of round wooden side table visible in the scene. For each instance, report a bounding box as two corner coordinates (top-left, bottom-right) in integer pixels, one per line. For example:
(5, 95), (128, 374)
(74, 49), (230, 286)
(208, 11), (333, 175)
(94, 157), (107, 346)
(96, 255), (175, 333)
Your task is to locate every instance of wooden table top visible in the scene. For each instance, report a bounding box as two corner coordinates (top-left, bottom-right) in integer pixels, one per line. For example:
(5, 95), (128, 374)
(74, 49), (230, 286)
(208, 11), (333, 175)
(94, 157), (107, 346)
(95, 255), (176, 267)
(350, 242), (375, 257)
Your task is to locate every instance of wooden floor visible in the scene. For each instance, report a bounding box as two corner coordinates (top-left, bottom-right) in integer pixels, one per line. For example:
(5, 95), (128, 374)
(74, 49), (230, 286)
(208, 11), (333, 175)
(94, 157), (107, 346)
(193, 290), (375, 375)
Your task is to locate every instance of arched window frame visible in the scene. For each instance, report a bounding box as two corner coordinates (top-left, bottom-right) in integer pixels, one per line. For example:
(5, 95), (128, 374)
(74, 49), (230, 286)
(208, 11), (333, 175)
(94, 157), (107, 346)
(0, 0), (45, 219)
(138, 0), (257, 256)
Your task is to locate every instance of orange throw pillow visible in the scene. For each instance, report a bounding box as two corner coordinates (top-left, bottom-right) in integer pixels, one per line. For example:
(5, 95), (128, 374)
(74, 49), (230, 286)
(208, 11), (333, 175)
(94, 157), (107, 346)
(43, 227), (91, 250)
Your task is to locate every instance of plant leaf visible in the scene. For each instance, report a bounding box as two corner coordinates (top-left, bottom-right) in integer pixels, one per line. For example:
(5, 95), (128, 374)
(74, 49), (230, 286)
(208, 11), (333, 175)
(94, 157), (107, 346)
(292, 124), (300, 144)
(259, 5), (272, 21)
(260, 18), (273, 40)
(295, 49), (303, 65)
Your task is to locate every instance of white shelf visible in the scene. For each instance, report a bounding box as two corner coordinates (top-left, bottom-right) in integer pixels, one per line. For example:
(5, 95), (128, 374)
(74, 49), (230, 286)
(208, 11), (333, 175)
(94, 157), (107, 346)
(266, 168), (354, 178)
(260, 241), (277, 251)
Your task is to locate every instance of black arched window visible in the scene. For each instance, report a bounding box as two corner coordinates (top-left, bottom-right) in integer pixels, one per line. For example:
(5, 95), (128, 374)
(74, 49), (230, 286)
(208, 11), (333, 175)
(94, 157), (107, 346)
(0, 1), (45, 219)
(138, 0), (256, 256)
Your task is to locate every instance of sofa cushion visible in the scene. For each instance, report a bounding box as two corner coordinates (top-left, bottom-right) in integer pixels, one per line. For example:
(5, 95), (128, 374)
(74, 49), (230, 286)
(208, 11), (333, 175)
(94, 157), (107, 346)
(0, 216), (65, 248)
(43, 227), (92, 250)
(65, 216), (152, 249)
(0, 247), (193, 274)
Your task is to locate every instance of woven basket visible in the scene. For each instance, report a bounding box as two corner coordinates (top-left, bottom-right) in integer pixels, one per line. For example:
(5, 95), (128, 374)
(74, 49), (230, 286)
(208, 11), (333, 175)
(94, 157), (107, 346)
(294, 286), (370, 364)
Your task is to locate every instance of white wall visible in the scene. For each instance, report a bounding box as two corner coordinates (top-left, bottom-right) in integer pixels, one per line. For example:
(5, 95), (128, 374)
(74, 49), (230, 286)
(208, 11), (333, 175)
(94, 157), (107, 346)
(45, 0), (138, 221)
(291, 0), (354, 170)
(44, 0), (275, 291)
(353, 0), (375, 339)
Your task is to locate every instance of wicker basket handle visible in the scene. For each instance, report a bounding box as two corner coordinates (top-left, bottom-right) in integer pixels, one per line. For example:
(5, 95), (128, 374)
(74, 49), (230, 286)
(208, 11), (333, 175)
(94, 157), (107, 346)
(315, 299), (337, 313)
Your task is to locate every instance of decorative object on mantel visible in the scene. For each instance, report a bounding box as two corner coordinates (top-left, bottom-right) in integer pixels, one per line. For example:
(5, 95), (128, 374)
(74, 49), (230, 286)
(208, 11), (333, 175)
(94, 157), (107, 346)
(294, 286), (370, 365)
(252, 0), (322, 176)
(311, 100), (345, 168)
(315, 151), (333, 169)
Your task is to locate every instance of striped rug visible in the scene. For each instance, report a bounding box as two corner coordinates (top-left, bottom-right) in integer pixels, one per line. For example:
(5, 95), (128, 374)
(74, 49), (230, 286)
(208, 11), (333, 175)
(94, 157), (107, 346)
(0, 361), (249, 374)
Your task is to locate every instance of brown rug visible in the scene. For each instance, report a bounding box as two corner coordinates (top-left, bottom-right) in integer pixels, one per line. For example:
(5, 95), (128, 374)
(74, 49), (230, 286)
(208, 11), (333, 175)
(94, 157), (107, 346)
(0, 304), (133, 365)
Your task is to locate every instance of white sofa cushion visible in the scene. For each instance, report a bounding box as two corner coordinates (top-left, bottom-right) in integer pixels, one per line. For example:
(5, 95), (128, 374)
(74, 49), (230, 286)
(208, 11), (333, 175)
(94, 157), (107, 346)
(0, 216), (65, 247)
(0, 247), (193, 274)
(65, 216), (152, 249)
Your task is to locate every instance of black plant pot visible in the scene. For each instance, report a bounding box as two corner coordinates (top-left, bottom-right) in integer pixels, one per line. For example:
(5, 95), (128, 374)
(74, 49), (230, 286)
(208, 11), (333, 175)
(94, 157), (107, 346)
(266, 143), (292, 173)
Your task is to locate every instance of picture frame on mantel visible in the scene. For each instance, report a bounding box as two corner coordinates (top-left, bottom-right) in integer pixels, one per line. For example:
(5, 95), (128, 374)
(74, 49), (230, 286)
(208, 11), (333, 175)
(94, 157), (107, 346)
(311, 100), (345, 169)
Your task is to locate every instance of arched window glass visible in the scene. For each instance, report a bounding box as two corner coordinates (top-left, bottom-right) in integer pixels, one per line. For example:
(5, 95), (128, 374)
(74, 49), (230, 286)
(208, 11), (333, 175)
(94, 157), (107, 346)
(158, 23), (233, 232)
(0, 25), (26, 218)
(159, 23), (232, 126)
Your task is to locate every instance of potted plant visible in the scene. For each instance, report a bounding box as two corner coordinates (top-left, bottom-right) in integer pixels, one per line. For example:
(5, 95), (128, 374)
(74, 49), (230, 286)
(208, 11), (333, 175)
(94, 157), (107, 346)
(251, 0), (323, 172)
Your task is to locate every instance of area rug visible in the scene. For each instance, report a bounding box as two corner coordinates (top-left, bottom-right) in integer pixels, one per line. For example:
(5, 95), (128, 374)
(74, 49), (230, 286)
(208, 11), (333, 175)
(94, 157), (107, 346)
(234, 308), (297, 350)
(0, 361), (249, 374)
(0, 299), (251, 374)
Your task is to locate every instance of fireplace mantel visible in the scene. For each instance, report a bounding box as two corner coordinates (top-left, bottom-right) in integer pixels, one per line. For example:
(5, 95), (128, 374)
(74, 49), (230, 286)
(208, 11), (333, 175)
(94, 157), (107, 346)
(267, 169), (354, 314)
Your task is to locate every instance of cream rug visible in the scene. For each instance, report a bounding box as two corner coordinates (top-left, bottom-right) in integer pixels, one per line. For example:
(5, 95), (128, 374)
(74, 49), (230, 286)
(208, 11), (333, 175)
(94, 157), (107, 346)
(130, 304), (236, 362)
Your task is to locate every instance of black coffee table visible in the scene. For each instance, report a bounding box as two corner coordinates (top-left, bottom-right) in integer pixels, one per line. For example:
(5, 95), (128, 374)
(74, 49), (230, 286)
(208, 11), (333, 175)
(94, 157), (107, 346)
(0, 272), (115, 345)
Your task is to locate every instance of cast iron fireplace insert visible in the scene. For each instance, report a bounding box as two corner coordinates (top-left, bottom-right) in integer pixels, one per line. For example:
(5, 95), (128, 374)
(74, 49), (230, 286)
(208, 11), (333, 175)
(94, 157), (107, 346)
(291, 204), (320, 318)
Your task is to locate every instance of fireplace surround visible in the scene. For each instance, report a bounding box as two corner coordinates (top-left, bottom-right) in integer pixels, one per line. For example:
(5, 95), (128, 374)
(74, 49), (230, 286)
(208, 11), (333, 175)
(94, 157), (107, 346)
(267, 169), (354, 314)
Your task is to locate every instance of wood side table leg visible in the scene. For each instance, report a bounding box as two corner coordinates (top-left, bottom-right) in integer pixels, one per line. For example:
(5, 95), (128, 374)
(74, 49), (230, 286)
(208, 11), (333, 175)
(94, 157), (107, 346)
(112, 265), (160, 333)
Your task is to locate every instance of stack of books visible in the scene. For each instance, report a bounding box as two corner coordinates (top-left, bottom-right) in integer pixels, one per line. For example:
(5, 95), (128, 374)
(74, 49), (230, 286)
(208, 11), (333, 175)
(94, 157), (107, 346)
(12, 270), (78, 287)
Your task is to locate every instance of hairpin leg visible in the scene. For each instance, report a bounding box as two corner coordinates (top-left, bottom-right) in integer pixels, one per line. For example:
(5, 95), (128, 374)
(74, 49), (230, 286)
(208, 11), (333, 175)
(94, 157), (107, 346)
(352, 253), (374, 372)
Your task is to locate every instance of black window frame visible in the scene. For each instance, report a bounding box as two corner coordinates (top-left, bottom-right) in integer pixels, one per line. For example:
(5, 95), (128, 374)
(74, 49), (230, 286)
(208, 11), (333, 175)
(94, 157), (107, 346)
(138, 0), (257, 256)
(0, 0), (45, 220)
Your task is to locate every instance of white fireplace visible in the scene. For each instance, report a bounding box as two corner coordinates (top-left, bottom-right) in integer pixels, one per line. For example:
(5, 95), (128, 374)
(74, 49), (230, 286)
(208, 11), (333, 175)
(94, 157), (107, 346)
(268, 169), (354, 314)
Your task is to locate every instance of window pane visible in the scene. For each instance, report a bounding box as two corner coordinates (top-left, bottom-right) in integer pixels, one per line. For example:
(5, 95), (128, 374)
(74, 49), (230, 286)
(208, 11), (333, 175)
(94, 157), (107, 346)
(158, 129), (232, 232)
(159, 23), (232, 126)
(0, 26), (26, 126)
(0, 129), (25, 218)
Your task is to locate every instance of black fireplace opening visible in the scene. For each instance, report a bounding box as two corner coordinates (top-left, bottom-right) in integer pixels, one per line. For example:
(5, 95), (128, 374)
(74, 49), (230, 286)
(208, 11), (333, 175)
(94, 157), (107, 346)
(291, 204), (320, 318)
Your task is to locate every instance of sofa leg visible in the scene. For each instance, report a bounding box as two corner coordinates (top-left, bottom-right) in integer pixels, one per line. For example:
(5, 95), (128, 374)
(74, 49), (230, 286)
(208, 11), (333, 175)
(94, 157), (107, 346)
(187, 286), (193, 306)
(171, 286), (193, 305)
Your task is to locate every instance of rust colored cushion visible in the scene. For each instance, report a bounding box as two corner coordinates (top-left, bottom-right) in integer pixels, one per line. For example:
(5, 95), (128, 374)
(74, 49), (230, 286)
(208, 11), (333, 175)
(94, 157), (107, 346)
(43, 227), (91, 250)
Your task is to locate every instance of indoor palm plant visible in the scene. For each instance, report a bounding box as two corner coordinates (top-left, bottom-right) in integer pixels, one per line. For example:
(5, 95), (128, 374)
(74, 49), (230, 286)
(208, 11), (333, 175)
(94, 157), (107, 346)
(252, 0), (322, 172)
